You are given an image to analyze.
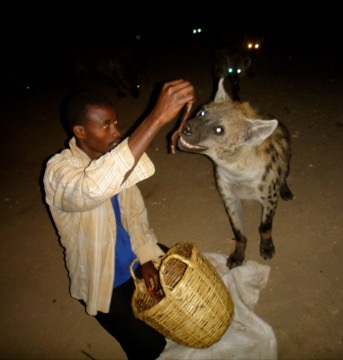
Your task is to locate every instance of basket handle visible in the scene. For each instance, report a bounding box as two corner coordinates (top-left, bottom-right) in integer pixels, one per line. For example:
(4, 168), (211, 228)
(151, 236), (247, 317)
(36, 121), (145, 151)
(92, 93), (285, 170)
(159, 253), (195, 295)
(130, 258), (140, 283)
(130, 254), (196, 296)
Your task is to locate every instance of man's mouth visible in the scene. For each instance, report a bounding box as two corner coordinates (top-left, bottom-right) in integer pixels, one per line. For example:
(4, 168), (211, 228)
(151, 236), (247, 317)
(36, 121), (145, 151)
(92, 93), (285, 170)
(110, 138), (122, 149)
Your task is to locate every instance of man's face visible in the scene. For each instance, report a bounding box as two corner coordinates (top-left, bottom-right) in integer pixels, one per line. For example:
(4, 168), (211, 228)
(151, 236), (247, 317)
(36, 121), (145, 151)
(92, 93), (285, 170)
(75, 104), (122, 159)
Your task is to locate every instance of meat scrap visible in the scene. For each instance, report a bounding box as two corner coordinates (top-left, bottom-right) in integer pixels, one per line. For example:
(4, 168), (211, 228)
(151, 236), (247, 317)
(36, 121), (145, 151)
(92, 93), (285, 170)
(169, 102), (193, 154)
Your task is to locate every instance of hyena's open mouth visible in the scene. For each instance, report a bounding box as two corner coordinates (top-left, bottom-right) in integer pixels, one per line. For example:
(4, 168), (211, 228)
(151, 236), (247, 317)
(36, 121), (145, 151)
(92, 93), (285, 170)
(178, 136), (207, 152)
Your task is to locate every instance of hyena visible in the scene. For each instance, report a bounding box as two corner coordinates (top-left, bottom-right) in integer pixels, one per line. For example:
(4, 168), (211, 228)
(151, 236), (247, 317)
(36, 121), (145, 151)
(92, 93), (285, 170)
(212, 32), (263, 101)
(213, 47), (251, 101)
(240, 33), (264, 77)
(177, 78), (293, 269)
(241, 34), (264, 55)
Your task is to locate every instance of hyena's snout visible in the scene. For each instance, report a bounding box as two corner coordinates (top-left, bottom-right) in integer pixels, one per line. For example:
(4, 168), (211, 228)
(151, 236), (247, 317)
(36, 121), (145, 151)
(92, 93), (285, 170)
(182, 123), (193, 136)
(181, 120), (205, 143)
(178, 120), (209, 153)
(182, 118), (206, 138)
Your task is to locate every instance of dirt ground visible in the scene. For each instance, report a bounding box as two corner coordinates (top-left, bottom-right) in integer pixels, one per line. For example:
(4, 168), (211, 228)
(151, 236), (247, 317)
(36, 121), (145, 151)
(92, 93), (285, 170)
(1, 29), (343, 360)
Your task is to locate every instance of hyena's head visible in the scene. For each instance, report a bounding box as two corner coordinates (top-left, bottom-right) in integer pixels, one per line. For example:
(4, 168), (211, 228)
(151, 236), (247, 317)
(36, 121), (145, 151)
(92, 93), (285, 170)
(213, 48), (252, 80)
(241, 34), (264, 54)
(225, 53), (251, 80)
(177, 78), (278, 161)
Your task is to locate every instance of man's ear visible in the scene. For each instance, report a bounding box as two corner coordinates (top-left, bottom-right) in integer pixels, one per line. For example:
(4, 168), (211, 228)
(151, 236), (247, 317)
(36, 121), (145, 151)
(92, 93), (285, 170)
(73, 125), (85, 139)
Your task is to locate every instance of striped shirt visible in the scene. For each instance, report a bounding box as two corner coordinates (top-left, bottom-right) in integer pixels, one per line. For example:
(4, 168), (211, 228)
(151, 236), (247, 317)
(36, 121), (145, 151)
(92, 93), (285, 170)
(43, 137), (165, 315)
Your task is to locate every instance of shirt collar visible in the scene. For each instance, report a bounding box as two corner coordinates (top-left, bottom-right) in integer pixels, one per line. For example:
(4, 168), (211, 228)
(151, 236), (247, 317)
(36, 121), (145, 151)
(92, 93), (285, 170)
(69, 137), (92, 164)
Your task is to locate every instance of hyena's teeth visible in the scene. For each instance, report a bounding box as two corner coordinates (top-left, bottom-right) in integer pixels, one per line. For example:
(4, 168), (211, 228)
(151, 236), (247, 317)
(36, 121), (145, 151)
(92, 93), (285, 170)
(179, 136), (206, 151)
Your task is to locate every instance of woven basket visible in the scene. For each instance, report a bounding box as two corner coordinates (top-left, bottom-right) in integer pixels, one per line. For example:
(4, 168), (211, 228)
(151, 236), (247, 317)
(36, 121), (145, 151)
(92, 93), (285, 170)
(130, 242), (234, 348)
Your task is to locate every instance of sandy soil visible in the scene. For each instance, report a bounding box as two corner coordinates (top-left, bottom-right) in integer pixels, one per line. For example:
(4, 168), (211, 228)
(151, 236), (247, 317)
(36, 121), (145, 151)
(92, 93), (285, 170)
(1, 30), (342, 360)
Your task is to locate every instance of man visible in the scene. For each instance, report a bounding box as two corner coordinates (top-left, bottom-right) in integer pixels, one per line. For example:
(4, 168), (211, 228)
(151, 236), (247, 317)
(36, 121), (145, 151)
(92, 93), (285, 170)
(43, 79), (195, 359)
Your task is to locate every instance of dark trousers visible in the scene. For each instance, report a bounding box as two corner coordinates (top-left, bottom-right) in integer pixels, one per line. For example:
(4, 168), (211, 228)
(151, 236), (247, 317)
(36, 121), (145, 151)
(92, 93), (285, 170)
(95, 244), (169, 360)
(95, 278), (166, 360)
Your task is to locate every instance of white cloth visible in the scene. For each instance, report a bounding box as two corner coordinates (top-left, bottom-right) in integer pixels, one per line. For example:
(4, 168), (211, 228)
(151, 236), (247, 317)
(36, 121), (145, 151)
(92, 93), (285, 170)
(158, 253), (277, 360)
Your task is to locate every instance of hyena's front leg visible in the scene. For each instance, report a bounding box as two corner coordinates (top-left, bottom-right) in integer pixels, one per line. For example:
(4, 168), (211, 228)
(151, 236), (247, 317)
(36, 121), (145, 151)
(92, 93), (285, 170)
(223, 196), (247, 269)
(259, 197), (278, 260)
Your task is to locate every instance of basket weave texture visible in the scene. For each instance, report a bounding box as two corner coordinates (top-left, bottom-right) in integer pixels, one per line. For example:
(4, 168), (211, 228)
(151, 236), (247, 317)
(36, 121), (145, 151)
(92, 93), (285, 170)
(130, 242), (234, 348)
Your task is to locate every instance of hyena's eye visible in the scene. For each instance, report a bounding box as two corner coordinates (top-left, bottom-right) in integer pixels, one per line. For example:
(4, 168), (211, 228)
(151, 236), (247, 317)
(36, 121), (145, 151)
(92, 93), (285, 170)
(214, 126), (224, 136)
(198, 109), (206, 117)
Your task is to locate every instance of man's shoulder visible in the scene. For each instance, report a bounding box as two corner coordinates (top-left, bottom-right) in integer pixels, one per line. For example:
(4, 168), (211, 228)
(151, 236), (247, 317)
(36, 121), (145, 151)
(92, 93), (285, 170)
(46, 147), (73, 165)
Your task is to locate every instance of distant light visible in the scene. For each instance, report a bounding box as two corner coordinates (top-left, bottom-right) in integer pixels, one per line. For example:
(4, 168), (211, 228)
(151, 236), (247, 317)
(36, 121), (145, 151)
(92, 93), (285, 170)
(237, 69), (242, 74)
(254, 44), (259, 49)
(228, 68), (233, 73)
(135, 34), (141, 40)
(248, 43), (253, 49)
(192, 27), (202, 35)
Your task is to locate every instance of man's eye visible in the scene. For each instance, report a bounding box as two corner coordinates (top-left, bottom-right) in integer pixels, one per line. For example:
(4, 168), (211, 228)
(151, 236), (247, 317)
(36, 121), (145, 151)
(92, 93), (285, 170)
(103, 120), (118, 128)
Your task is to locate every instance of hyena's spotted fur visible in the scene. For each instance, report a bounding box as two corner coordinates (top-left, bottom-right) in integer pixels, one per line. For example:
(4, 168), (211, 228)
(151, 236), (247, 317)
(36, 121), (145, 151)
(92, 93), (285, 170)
(177, 78), (293, 268)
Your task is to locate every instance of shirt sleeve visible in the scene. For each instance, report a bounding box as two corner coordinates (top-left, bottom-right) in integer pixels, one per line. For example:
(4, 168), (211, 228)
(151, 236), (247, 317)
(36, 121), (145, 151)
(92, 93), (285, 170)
(120, 186), (165, 264)
(44, 138), (155, 212)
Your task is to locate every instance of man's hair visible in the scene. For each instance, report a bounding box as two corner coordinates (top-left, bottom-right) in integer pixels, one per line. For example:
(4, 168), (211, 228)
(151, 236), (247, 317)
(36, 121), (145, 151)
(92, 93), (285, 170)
(60, 89), (114, 134)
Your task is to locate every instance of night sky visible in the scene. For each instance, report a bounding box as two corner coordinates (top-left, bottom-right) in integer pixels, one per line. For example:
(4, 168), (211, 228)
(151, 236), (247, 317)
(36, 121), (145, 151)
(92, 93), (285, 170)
(0, 3), (341, 98)
(3, 4), (341, 51)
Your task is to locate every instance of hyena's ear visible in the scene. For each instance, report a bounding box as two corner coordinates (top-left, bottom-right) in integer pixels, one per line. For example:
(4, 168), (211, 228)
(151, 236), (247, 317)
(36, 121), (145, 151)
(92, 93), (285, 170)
(244, 56), (252, 69)
(244, 119), (278, 146)
(214, 77), (231, 103)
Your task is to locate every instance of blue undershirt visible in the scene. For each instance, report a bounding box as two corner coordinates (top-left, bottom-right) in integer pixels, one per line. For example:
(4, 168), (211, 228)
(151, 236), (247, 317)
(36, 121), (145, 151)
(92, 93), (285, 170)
(112, 195), (138, 288)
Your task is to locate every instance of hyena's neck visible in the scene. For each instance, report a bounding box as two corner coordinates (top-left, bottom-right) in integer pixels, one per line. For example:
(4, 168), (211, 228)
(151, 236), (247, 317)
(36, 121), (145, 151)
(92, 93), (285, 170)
(208, 145), (262, 172)
(215, 159), (265, 184)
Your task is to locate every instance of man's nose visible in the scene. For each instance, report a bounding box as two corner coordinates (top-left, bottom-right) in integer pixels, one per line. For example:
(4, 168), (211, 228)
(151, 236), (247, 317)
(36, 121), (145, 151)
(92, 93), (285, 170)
(110, 124), (121, 137)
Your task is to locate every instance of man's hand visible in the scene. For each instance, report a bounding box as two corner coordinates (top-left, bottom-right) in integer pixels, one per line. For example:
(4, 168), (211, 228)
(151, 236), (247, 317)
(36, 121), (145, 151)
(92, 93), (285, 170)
(146, 79), (195, 127)
(141, 261), (164, 301)
(127, 79), (195, 165)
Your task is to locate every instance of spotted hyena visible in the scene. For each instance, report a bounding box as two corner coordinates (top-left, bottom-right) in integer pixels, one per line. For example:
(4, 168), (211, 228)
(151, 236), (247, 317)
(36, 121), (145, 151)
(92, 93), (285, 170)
(213, 47), (251, 101)
(212, 31), (264, 101)
(177, 78), (293, 269)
